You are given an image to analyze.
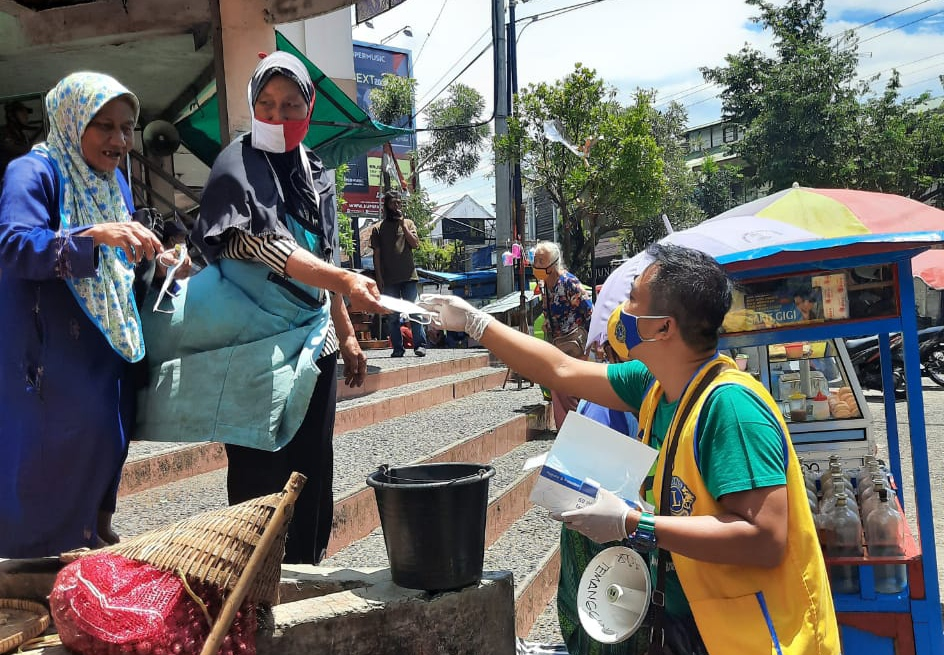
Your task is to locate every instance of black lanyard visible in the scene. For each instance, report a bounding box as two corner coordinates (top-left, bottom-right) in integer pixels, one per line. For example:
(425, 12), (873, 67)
(648, 360), (726, 655)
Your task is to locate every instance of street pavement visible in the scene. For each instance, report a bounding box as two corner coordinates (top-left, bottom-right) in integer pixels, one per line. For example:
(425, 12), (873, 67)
(864, 377), (944, 600)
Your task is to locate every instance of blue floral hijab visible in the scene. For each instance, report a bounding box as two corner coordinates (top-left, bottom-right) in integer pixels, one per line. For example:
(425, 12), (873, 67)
(35, 72), (144, 362)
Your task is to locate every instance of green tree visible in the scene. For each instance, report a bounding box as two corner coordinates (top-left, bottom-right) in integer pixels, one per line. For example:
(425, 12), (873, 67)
(369, 75), (490, 188)
(623, 95), (704, 253)
(369, 73), (417, 126)
(402, 188), (436, 238)
(414, 240), (463, 271)
(693, 155), (742, 218)
(334, 164), (354, 258)
(418, 83), (491, 186)
(853, 73), (944, 205)
(701, 0), (864, 190)
(495, 63), (666, 279)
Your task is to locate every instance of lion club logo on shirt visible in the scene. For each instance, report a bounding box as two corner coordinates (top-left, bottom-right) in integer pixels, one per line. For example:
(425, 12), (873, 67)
(670, 476), (696, 516)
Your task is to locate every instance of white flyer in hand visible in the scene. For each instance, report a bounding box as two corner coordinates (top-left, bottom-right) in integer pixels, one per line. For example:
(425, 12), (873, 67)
(378, 294), (435, 318)
(529, 411), (659, 513)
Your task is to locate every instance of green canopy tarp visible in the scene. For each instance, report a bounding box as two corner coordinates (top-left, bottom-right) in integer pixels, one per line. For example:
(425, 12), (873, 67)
(174, 31), (412, 168)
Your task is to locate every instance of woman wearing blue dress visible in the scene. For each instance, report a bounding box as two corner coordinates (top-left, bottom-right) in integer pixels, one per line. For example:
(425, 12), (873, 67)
(0, 72), (172, 558)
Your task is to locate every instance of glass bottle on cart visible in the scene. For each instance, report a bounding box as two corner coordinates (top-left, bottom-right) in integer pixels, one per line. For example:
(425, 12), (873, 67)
(865, 488), (907, 594)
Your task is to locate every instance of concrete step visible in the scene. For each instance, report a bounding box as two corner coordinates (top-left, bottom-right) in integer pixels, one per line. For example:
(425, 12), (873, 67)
(328, 384), (549, 555)
(113, 383), (551, 550)
(117, 353), (507, 497)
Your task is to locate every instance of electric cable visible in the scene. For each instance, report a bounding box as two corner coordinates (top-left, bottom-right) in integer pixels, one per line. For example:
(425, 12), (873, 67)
(658, 0), (944, 110)
(414, 0), (450, 65)
(827, 0), (937, 39)
(858, 8), (944, 45)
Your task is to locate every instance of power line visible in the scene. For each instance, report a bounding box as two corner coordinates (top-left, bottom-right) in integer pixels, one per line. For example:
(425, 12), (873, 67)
(657, 1), (944, 110)
(858, 8), (944, 45)
(416, 29), (491, 108)
(827, 0), (937, 39)
(415, 0), (614, 118)
(414, 0), (451, 65)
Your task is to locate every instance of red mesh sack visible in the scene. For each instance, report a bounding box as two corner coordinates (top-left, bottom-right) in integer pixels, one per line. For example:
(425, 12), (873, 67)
(50, 552), (256, 655)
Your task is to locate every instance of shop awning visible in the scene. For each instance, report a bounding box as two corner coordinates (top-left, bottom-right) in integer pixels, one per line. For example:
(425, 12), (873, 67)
(174, 31), (412, 168)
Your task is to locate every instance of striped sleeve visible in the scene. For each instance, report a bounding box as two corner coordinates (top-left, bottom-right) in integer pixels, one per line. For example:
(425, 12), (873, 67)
(219, 228), (299, 275)
(321, 319), (339, 357)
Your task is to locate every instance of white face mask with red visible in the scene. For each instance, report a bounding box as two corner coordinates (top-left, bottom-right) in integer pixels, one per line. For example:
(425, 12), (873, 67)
(250, 115), (310, 153)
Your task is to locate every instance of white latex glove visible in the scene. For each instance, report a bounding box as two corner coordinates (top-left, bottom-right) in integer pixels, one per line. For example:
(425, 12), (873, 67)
(417, 293), (494, 341)
(555, 488), (630, 544)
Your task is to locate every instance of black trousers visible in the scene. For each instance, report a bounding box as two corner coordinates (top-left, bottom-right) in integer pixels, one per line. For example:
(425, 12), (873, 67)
(225, 353), (338, 564)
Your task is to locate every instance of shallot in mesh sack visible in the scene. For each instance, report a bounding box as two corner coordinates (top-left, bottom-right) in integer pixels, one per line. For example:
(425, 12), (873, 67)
(50, 551), (256, 655)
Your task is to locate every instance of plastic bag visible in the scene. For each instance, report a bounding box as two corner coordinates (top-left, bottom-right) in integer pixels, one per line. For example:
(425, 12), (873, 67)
(50, 551), (256, 655)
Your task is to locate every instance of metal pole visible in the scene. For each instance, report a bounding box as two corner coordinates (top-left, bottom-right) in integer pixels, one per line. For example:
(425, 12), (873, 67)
(493, 0), (513, 297)
(508, 0), (528, 332)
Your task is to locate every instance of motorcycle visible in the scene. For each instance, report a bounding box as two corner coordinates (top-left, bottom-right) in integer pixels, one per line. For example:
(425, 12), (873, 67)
(919, 325), (944, 386)
(845, 326), (944, 399)
(846, 333), (906, 398)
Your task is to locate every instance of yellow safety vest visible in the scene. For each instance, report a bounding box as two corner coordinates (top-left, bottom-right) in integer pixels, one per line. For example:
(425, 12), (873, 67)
(638, 357), (840, 655)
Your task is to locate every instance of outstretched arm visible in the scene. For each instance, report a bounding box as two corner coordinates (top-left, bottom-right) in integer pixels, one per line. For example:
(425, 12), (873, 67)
(419, 294), (628, 411)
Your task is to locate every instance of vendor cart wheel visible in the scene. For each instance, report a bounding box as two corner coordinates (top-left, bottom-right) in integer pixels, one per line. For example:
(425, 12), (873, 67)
(926, 346), (944, 387)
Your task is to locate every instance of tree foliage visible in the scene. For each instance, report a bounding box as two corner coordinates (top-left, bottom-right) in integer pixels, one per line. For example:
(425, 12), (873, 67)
(402, 188), (436, 239)
(368, 74), (417, 126)
(701, 0), (944, 204)
(334, 164), (354, 257)
(414, 240), (463, 271)
(854, 73), (944, 205)
(418, 83), (491, 186)
(369, 75), (490, 190)
(701, 0), (863, 190)
(693, 155), (742, 218)
(495, 64), (667, 279)
(624, 96), (703, 252)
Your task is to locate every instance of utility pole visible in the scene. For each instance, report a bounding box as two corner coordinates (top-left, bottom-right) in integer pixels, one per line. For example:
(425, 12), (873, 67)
(492, 0), (513, 297)
(507, 0), (528, 331)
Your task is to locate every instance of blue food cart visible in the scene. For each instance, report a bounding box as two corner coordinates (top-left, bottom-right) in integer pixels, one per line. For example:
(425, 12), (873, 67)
(717, 236), (943, 654)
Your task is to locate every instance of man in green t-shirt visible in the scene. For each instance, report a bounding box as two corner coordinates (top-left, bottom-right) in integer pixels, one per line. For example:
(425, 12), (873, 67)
(419, 243), (838, 655)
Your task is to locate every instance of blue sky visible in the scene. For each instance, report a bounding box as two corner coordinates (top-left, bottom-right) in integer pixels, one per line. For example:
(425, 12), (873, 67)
(352, 0), (944, 210)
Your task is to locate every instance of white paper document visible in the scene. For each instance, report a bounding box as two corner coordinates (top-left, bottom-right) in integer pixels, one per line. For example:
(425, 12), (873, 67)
(377, 294), (435, 318)
(529, 411), (659, 513)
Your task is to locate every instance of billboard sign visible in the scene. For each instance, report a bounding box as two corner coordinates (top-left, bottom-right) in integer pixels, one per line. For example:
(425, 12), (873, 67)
(345, 42), (416, 216)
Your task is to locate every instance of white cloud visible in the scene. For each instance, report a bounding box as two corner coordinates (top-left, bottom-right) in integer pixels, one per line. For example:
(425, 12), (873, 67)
(353, 0), (944, 207)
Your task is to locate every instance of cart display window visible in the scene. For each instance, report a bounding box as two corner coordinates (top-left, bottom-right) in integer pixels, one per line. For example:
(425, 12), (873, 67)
(722, 265), (899, 335)
(729, 338), (872, 455)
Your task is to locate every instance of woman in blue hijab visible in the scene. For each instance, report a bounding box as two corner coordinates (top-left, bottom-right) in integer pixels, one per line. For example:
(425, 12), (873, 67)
(0, 72), (172, 557)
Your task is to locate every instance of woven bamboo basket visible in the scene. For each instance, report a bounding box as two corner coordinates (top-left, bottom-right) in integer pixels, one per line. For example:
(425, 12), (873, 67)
(0, 598), (50, 654)
(94, 473), (305, 606)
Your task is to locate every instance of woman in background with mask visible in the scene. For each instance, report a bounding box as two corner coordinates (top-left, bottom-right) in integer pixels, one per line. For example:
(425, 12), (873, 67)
(532, 240), (593, 430)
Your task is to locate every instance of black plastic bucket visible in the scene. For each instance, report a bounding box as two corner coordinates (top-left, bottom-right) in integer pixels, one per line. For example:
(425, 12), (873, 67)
(366, 462), (496, 592)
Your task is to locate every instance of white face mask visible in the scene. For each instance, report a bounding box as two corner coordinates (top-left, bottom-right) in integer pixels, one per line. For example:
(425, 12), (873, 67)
(250, 115), (309, 153)
(251, 117), (287, 153)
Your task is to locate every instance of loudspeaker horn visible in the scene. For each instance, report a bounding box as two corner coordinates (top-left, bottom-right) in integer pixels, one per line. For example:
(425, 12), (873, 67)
(577, 546), (651, 644)
(143, 120), (181, 157)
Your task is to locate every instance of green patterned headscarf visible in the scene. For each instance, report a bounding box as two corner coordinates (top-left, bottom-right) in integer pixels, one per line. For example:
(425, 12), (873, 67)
(36, 72), (144, 362)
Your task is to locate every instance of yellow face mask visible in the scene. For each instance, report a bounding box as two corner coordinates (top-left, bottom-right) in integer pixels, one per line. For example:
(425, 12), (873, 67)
(532, 257), (558, 284)
(607, 304), (671, 362)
